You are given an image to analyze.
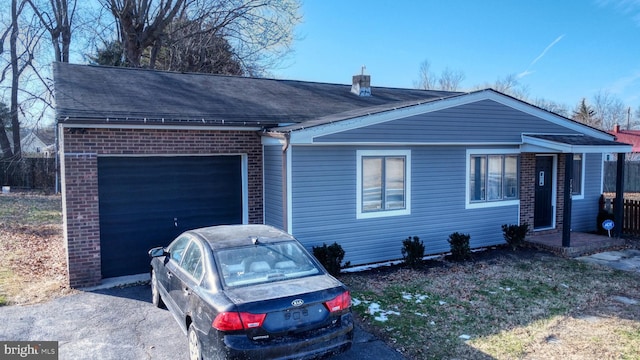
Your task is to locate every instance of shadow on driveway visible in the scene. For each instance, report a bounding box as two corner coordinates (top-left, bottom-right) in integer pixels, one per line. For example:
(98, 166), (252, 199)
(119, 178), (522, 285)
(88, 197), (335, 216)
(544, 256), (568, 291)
(0, 285), (405, 360)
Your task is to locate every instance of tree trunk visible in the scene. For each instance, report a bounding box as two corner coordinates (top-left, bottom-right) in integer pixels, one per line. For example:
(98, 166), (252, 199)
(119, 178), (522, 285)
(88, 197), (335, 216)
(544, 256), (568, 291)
(10, 0), (22, 160)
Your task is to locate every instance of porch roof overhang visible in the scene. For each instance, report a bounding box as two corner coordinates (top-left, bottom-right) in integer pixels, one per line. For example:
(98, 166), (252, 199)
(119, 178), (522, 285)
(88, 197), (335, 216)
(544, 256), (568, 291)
(521, 134), (632, 153)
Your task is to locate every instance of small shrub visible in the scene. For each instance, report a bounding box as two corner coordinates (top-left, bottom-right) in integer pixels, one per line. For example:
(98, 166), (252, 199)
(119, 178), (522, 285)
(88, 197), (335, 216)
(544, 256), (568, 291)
(448, 232), (471, 261)
(401, 236), (425, 268)
(501, 223), (530, 250)
(312, 242), (350, 276)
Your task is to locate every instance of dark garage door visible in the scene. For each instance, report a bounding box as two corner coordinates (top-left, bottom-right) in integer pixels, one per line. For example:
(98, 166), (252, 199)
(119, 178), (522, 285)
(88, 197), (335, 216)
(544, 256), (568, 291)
(98, 156), (243, 278)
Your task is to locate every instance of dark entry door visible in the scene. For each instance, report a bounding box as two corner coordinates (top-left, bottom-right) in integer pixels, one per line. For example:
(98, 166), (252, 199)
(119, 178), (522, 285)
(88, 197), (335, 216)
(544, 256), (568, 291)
(534, 156), (553, 229)
(97, 155), (243, 278)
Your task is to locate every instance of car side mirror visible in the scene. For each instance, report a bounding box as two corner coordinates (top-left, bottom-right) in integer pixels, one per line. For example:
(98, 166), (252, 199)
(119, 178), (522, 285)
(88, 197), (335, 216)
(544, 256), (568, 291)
(148, 247), (168, 258)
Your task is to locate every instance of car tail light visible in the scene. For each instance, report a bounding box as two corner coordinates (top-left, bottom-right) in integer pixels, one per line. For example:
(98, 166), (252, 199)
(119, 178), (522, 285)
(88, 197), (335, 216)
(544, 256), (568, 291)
(212, 312), (266, 331)
(324, 291), (351, 312)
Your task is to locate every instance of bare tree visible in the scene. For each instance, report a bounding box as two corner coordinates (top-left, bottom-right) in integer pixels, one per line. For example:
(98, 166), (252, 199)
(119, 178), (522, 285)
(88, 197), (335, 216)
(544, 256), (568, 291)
(438, 67), (465, 91)
(414, 59), (465, 91)
(533, 98), (569, 117)
(414, 59), (435, 90)
(27, 0), (77, 63)
(592, 90), (626, 131)
(1, 0), (47, 159)
(101, 0), (301, 74)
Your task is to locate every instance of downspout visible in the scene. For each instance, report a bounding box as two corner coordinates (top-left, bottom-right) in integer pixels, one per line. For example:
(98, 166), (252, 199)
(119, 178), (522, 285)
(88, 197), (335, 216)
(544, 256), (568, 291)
(281, 133), (290, 231)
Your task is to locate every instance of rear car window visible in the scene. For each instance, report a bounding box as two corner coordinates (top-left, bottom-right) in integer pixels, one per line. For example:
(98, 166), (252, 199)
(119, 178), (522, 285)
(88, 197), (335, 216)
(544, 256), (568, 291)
(215, 241), (321, 288)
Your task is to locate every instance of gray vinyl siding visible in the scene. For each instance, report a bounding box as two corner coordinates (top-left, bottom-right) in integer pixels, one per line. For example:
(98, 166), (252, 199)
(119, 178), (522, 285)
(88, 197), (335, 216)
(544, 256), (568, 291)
(289, 145), (518, 266)
(315, 100), (575, 143)
(571, 153), (603, 232)
(263, 145), (284, 229)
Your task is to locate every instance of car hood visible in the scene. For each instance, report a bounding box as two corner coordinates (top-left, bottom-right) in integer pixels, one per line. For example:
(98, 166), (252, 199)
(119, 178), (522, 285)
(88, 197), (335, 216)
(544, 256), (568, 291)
(223, 274), (343, 304)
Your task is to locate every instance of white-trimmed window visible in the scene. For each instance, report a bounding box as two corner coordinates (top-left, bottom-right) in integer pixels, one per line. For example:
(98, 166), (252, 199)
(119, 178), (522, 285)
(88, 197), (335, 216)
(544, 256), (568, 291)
(467, 149), (520, 209)
(571, 153), (584, 199)
(357, 150), (411, 219)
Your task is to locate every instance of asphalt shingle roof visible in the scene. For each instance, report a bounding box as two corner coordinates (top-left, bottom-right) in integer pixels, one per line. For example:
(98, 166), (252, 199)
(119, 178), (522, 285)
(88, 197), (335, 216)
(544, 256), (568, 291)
(525, 134), (628, 147)
(53, 63), (459, 127)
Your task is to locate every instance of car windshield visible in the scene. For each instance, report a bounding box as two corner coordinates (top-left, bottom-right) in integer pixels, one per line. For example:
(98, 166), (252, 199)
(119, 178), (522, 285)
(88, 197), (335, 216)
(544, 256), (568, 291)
(215, 240), (322, 288)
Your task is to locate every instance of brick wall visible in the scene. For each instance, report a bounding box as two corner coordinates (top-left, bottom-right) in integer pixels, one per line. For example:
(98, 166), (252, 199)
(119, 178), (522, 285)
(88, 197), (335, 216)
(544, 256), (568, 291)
(519, 153), (566, 236)
(60, 127), (263, 287)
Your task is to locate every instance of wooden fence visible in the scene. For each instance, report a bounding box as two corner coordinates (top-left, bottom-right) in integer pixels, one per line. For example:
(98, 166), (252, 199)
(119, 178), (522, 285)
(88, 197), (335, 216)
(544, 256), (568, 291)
(603, 161), (640, 192)
(0, 158), (56, 192)
(619, 199), (640, 236)
(603, 197), (640, 237)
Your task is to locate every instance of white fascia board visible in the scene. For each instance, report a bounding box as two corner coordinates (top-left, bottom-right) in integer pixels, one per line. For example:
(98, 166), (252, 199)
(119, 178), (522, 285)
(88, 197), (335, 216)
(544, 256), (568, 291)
(58, 122), (262, 131)
(288, 90), (614, 144)
(291, 141), (522, 147)
(521, 135), (632, 153)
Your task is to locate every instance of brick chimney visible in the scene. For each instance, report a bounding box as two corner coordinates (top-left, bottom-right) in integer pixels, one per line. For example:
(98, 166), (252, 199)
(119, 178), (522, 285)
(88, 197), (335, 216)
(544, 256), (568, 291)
(351, 67), (371, 96)
(614, 124), (620, 133)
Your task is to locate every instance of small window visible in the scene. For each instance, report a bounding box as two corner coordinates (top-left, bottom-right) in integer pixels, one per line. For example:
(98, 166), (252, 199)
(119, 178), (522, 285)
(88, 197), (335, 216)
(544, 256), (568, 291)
(357, 150), (411, 219)
(168, 236), (191, 264)
(469, 154), (519, 203)
(572, 154), (583, 197)
(181, 241), (204, 280)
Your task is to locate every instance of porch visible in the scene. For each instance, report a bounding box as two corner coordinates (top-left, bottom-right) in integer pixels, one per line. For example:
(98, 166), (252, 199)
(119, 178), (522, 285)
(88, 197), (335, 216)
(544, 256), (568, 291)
(526, 232), (627, 258)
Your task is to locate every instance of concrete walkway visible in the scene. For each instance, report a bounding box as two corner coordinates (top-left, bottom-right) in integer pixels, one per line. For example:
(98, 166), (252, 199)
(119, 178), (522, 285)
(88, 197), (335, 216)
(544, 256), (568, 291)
(576, 249), (640, 273)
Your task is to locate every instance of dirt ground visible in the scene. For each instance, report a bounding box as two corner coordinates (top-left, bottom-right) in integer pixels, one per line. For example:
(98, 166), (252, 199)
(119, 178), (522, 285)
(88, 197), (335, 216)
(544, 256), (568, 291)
(0, 193), (74, 305)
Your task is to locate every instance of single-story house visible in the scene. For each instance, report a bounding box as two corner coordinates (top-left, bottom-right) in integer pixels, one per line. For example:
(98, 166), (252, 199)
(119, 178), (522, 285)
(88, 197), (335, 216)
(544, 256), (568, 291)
(607, 124), (640, 161)
(53, 63), (631, 288)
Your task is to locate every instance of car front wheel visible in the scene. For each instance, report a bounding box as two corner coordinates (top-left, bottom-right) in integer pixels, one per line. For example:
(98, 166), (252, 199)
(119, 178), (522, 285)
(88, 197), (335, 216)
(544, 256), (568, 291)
(151, 270), (165, 308)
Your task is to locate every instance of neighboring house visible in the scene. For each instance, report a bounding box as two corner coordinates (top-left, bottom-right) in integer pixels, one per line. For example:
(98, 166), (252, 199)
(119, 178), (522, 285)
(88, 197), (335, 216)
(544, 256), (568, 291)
(53, 63), (631, 288)
(7, 129), (54, 158)
(606, 125), (640, 161)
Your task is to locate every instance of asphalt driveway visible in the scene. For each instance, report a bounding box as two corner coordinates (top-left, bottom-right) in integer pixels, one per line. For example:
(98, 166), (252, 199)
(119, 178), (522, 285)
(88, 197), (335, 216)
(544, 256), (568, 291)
(0, 284), (405, 360)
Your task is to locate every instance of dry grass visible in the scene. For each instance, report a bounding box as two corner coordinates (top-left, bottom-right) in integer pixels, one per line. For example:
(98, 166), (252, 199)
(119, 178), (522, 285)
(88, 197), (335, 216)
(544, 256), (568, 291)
(341, 249), (640, 360)
(0, 192), (74, 305)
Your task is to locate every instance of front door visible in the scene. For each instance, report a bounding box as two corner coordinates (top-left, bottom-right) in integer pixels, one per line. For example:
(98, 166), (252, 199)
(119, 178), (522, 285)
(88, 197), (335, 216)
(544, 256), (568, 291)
(534, 156), (554, 229)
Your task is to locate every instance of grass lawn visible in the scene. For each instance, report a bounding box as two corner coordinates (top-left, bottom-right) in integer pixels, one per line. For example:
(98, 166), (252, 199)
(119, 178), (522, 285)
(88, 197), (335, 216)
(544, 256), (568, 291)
(2, 193), (639, 359)
(341, 248), (640, 359)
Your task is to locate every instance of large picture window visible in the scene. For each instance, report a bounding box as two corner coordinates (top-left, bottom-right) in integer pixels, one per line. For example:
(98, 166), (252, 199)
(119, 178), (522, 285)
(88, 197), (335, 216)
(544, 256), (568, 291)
(469, 153), (519, 204)
(357, 150), (411, 219)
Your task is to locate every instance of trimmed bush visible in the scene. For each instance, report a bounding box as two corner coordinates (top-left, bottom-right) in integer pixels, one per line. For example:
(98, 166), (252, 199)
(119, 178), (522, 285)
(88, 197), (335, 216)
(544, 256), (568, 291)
(401, 236), (425, 268)
(501, 223), (530, 250)
(312, 242), (350, 276)
(448, 232), (471, 261)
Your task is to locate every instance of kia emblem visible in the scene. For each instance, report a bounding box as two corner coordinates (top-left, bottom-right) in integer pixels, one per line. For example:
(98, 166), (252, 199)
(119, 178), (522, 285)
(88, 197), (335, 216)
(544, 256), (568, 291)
(291, 299), (304, 307)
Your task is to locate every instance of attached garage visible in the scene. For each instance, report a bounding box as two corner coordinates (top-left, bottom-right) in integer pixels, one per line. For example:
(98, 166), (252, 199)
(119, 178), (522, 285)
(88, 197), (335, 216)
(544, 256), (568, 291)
(97, 155), (245, 278)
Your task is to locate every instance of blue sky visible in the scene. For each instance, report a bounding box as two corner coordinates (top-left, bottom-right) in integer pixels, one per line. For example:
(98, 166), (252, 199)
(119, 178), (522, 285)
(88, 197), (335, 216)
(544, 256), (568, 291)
(275, 0), (640, 111)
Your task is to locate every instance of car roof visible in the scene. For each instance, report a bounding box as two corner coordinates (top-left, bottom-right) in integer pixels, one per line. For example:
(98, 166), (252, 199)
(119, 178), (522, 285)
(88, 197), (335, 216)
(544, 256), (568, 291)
(188, 224), (296, 250)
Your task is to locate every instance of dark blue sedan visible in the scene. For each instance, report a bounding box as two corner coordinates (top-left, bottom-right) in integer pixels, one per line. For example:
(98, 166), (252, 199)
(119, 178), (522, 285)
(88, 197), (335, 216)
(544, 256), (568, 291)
(149, 224), (353, 360)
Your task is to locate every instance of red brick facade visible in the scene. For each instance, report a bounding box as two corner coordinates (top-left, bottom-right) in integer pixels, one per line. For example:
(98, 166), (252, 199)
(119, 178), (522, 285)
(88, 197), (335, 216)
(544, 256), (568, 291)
(519, 153), (566, 236)
(60, 127), (263, 287)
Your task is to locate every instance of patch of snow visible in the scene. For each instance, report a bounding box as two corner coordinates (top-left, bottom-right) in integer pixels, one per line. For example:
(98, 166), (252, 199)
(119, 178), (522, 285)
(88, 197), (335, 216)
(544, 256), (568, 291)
(459, 334), (471, 340)
(351, 298), (362, 306)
